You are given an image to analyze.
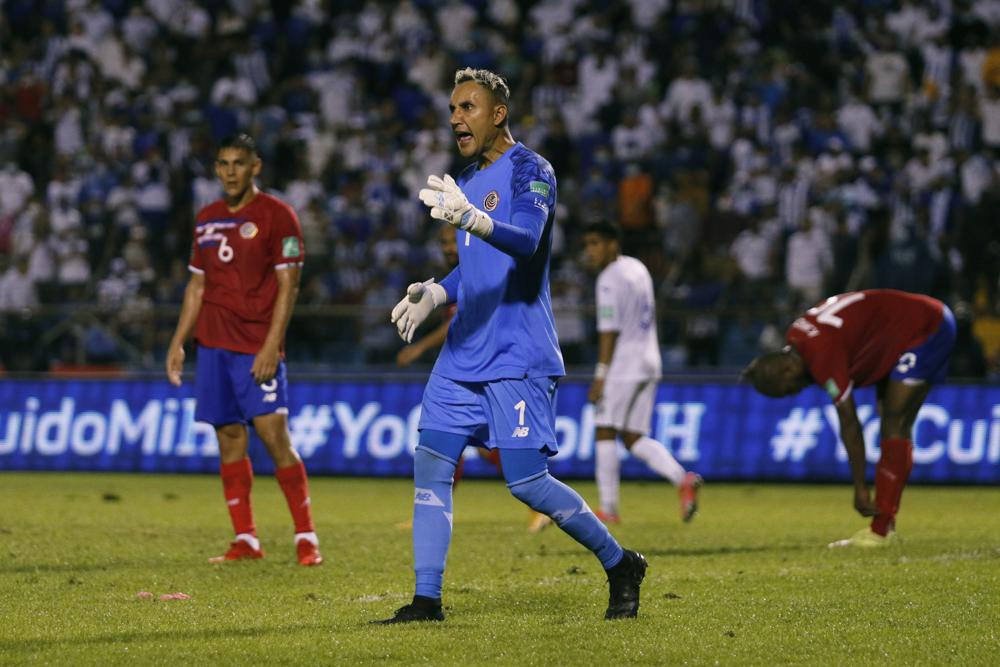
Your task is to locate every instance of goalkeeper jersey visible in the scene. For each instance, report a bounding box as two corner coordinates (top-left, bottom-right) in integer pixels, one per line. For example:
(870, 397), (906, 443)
(432, 143), (565, 382)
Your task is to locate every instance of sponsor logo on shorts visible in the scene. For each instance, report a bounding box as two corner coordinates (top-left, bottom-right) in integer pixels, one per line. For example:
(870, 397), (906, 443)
(511, 426), (530, 438)
(263, 393), (276, 403)
(483, 190), (499, 211)
(239, 222), (259, 239)
(896, 352), (917, 373)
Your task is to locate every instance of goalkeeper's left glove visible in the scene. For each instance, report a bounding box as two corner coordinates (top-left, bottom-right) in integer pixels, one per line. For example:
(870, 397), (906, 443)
(390, 278), (447, 343)
(418, 174), (494, 239)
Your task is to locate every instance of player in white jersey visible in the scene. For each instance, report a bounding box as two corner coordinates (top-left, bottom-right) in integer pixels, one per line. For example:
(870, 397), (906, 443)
(582, 221), (703, 523)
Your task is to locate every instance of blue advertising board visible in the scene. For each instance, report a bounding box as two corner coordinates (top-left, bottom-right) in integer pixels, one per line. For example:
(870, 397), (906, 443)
(0, 377), (997, 483)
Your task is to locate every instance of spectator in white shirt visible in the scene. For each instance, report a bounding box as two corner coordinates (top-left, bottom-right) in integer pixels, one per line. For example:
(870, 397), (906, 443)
(865, 34), (911, 108)
(978, 85), (1000, 150)
(837, 91), (882, 153)
(0, 255), (39, 313)
(0, 163), (35, 217)
(886, 0), (929, 47)
(785, 216), (833, 308)
(612, 109), (649, 162)
(731, 216), (777, 286)
(27, 214), (58, 284)
(577, 44), (620, 118)
(660, 59), (712, 124)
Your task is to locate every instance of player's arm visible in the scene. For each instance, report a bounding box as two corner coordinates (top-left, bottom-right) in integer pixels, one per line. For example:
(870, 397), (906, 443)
(589, 330), (618, 404)
(166, 272), (205, 387)
(418, 175), (547, 260)
(589, 278), (620, 403)
(391, 267), (459, 343)
(251, 265), (300, 384)
(486, 197), (546, 259)
(835, 393), (879, 518)
(396, 309), (454, 367)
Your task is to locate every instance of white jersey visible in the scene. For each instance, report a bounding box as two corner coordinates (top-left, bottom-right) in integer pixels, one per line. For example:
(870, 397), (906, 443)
(595, 255), (662, 380)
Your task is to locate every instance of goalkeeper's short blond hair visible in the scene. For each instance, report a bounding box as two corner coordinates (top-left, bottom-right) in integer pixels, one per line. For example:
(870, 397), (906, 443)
(454, 68), (510, 124)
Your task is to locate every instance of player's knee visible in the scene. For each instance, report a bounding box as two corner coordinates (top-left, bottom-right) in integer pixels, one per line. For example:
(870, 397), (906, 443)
(595, 427), (617, 442)
(216, 423), (244, 441)
(414, 446), (457, 485)
(252, 413), (287, 441)
(620, 432), (641, 449)
(507, 473), (552, 511)
(880, 412), (910, 439)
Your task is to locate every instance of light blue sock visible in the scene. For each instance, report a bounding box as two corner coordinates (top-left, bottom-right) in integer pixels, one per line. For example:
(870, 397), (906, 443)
(412, 439), (463, 599)
(509, 471), (624, 569)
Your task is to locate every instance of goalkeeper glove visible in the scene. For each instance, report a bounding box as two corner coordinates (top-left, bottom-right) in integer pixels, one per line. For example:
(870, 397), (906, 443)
(418, 174), (494, 239)
(390, 278), (447, 343)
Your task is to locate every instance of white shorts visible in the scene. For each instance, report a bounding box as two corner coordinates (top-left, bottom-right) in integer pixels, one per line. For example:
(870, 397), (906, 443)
(594, 379), (657, 434)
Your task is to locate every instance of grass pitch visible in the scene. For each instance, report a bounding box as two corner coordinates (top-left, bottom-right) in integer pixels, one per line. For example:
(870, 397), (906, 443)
(1, 473), (999, 666)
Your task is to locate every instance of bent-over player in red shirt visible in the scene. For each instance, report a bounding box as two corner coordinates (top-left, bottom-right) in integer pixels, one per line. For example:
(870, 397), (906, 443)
(166, 133), (322, 565)
(743, 289), (956, 547)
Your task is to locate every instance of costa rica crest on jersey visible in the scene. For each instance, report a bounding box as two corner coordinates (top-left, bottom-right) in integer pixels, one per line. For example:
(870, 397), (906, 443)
(483, 191), (499, 211)
(239, 222), (259, 239)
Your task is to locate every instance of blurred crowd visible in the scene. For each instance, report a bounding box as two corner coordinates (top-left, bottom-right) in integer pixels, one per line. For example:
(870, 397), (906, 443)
(1, 0), (999, 376)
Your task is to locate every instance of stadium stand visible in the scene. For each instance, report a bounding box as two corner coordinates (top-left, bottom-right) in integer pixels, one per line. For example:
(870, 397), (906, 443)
(0, 0), (998, 376)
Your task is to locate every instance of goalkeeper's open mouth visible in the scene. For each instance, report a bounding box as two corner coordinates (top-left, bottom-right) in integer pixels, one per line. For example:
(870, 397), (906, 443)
(455, 130), (474, 148)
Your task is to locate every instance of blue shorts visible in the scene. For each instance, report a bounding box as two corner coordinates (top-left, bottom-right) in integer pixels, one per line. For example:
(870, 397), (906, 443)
(418, 373), (559, 452)
(889, 305), (956, 385)
(194, 346), (289, 426)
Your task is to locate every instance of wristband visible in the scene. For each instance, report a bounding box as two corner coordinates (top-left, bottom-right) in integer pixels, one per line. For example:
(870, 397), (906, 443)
(595, 362), (609, 380)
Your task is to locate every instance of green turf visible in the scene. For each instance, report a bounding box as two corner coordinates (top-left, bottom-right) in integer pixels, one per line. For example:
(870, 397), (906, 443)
(1, 473), (999, 665)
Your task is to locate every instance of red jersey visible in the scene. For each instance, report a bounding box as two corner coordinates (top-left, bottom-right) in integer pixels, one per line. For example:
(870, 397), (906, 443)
(189, 192), (304, 355)
(785, 289), (944, 404)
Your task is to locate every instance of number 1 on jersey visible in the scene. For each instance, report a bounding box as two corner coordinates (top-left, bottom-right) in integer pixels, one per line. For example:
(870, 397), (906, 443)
(514, 400), (526, 426)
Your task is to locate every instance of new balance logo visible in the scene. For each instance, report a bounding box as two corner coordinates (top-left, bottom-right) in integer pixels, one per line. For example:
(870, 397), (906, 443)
(414, 488), (445, 507)
(550, 507), (577, 523)
(511, 426), (530, 438)
(227, 498), (240, 507)
(263, 393), (277, 403)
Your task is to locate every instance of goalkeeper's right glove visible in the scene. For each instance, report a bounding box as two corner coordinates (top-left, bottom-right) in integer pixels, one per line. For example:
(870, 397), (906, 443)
(390, 278), (447, 343)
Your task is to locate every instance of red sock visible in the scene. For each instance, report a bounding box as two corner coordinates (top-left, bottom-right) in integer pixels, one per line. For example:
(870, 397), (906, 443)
(871, 438), (913, 536)
(220, 458), (256, 536)
(275, 461), (315, 534)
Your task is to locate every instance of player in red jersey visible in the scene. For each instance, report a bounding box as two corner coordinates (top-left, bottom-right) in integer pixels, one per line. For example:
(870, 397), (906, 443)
(743, 289), (956, 547)
(166, 133), (322, 566)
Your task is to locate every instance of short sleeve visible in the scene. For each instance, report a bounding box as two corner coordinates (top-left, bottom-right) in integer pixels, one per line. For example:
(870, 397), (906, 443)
(188, 227), (204, 274)
(595, 273), (620, 333)
(790, 329), (853, 404)
(511, 150), (557, 217)
(271, 204), (305, 270)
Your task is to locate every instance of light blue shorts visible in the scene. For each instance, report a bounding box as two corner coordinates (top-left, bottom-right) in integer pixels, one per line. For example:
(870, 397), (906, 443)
(417, 373), (559, 452)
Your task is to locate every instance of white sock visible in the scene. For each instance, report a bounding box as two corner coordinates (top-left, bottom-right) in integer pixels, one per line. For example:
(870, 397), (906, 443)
(630, 436), (686, 485)
(595, 440), (620, 515)
(295, 531), (318, 546)
(235, 533), (260, 551)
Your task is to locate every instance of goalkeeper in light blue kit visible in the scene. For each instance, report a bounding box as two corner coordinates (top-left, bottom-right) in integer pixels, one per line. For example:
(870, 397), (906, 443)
(378, 68), (647, 624)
